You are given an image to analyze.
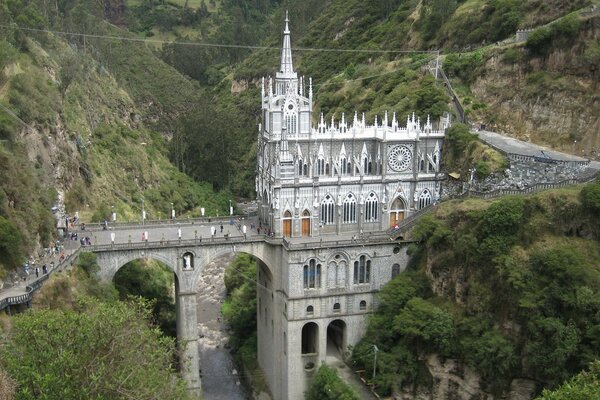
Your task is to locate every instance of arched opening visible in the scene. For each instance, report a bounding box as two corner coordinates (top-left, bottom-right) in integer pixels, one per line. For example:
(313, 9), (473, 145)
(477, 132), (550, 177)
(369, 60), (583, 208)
(333, 302), (341, 313)
(202, 251), (274, 398)
(301, 322), (319, 355)
(301, 209), (311, 236)
(389, 197), (407, 228)
(320, 194), (335, 225)
(364, 192), (379, 222)
(182, 252), (194, 270)
(113, 258), (177, 338)
(342, 193), (357, 224)
(326, 320), (346, 359)
(418, 189), (432, 210)
(359, 300), (367, 311)
(282, 210), (292, 237)
(392, 263), (401, 279)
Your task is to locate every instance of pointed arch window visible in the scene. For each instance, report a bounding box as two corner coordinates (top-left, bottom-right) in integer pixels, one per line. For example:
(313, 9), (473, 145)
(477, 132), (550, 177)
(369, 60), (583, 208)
(303, 259), (321, 289)
(340, 157), (347, 175)
(365, 192), (379, 222)
(418, 189), (432, 210)
(317, 158), (325, 176)
(353, 255), (371, 284)
(320, 195), (335, 225)
(286, 114), (297, 135)
(342, 193), (356, 224)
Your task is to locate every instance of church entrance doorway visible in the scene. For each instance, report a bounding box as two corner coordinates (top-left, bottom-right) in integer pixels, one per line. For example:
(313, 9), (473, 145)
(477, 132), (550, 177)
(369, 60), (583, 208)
(389, 197), (406, 228)
(301, 210), (311, 236)
(282, 211), (292, 237)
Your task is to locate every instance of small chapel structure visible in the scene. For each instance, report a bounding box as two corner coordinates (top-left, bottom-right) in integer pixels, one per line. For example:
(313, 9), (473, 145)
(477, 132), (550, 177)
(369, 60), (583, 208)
(256, 14), (449, 237)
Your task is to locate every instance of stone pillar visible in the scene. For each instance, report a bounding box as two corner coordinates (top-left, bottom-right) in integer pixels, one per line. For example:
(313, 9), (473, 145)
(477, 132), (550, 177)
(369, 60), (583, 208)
(177, 291), (201, 396)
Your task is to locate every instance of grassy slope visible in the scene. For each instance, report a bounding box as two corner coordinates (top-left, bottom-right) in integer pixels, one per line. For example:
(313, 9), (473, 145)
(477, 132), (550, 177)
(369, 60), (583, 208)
(0, 4), (232, 276)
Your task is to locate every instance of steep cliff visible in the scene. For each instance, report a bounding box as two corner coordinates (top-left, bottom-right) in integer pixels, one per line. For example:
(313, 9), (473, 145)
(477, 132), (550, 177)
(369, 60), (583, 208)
(451, 10), (600, 160)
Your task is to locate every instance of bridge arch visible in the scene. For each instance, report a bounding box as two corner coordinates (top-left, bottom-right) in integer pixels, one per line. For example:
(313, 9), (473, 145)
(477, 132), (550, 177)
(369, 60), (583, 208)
(95, 249), (181, 284)
(192, 243), (277, 292)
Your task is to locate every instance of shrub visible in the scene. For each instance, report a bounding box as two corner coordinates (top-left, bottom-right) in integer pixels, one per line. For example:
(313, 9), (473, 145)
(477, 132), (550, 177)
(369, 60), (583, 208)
(1, 298), (193, 400)
(526, 26), (553, 55)
(305, 364), (360, 400)
(537, 360), (600, 400)
(580, 183), (600, 215)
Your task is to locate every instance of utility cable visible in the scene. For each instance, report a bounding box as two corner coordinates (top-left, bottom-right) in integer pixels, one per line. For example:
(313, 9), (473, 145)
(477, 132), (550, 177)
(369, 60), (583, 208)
(0, 23), (438, 54)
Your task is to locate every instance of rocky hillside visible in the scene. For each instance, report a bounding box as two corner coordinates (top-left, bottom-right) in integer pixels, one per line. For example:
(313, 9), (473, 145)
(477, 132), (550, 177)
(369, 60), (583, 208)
(0, 0), (230, 278)
(447, 4), (600, 160)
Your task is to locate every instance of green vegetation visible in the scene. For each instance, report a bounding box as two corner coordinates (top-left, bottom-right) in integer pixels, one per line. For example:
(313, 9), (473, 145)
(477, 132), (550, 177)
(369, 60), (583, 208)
(0, 297), (193, 400)
(305, 364), (360, 400)
(0, 143), (57, 277)
(353, 189), (600, 396)
(443, 123), (507, 177)
(536, 361), (600, 400)
(222, 254), (267, 389)
(526, 14), (583, 56)
(114, 258), (177, 337)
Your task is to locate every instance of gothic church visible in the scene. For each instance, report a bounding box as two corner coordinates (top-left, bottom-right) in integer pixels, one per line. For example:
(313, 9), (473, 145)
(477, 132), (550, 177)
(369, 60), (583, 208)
(256, 15), (448, 238)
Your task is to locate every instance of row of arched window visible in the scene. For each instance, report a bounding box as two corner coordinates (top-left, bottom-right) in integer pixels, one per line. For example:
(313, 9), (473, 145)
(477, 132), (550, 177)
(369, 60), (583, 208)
(303, 255), (372, 289)
(305, 300), (367, 316)
(297, 157), (381, 177)
(320, 193), (380, 225)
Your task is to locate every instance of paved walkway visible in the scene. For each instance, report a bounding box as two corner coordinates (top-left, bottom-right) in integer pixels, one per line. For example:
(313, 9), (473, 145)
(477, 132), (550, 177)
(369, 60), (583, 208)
(0, 240), (80, 306)
(477, 130), (590, 162)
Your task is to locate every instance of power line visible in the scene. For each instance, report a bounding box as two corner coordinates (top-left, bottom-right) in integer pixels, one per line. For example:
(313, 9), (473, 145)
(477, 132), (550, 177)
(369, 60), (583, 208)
(0, 23), (438, 55)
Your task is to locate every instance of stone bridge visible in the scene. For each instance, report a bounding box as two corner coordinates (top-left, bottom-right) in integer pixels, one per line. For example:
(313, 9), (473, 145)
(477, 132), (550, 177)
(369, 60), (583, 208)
(86, 225), (410, 400)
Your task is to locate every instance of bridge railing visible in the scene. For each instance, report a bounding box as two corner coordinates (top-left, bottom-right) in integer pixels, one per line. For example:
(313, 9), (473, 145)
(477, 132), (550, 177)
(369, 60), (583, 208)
(0, 247), (81, 312)
(90, 235), (266, 252)
(81, 214), (251, 232)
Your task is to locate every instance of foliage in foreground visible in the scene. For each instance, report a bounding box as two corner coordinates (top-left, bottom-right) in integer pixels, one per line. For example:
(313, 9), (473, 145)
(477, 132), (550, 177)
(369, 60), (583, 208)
(305, 364), (360, 400)
(536, 361), (600, 400)
(0, 297), (193, 400)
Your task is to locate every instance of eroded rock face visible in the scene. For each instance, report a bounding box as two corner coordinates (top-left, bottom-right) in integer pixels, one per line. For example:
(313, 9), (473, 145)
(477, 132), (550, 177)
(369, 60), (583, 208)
(395, 355), (538, 400)
(231, 79), (249, 95)
(470, 17), (600, 161)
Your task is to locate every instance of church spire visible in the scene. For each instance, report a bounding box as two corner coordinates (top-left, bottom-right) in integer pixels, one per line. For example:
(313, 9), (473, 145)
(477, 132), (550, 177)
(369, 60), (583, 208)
(279, 10), (294, 76)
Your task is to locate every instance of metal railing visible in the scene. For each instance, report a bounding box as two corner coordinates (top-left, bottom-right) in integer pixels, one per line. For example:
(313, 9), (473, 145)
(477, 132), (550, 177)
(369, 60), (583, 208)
(0, 248), (81, 311)
(79, 214), (250, 232)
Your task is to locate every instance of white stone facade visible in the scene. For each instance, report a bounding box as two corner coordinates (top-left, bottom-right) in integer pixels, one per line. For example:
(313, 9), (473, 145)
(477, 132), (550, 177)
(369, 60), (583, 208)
(252, 14), (449, 400)
(256, 16), (448, 239)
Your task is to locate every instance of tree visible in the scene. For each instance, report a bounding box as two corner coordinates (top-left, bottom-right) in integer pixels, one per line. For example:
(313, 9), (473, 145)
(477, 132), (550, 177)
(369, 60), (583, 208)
(394, 297), (456, 355)
(580, 182), (600, 215)
(0, 216), (23, 270)
(305, 364), (360, 400)
(0, 297), (194, 400)
(536, 361), (600, 400)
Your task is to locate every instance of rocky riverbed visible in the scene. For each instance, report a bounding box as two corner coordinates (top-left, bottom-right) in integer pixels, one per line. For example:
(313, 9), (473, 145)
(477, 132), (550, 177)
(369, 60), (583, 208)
(196, 253), (249, 400)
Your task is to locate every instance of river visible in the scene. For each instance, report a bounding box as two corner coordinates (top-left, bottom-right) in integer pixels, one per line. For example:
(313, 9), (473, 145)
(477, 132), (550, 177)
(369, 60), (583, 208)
(196, 253), (249, 400)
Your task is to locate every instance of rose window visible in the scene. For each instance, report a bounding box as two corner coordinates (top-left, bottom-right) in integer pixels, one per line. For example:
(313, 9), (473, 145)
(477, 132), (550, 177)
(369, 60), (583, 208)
(388, 145), (412, 172)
